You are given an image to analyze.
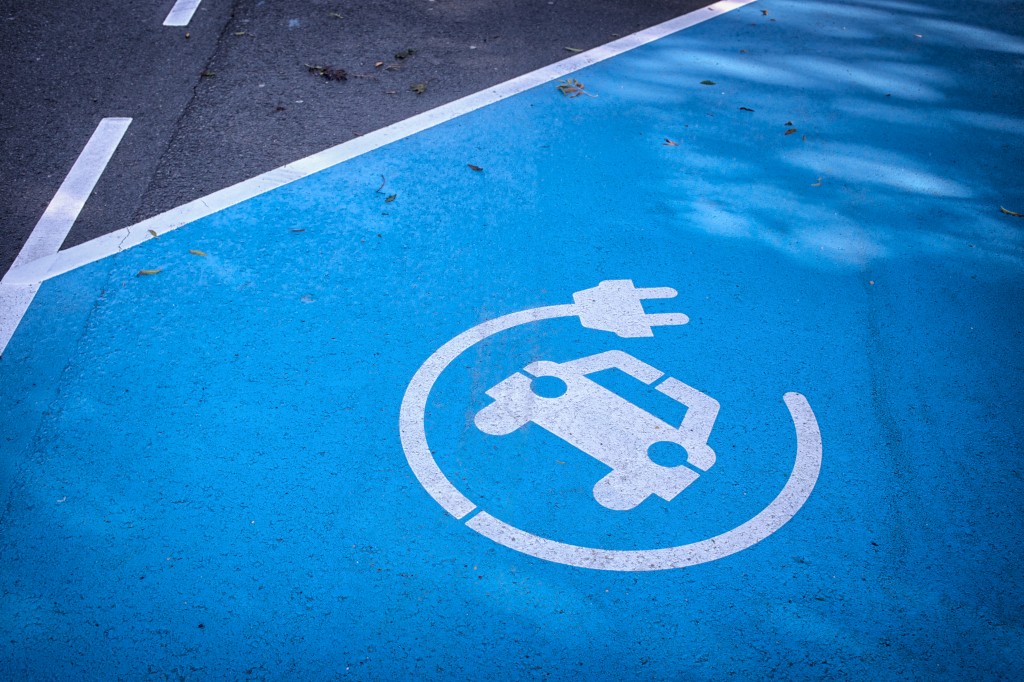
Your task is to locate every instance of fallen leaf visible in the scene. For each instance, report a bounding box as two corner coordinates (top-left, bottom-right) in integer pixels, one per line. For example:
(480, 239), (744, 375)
(811, 177), (823, 187)
(700, 80), (716, 85)
(556, 78), (595, 98)
(564, 47), (583, 53)
(739, 106), (755, 112)
(200, 70), (215, 78)
(137, 269), (162, 276)
(290, 228), (306, 233)
(385, 194), (397, 203)
(784, 120), (793, 125)
(306, 64), (348, 81)
(1000, 206), (1024, 217)
(410, 83), (426, 94)
(785, 128), (797, 135)
(189, 249), (207, 257)
(663, 138), (679, 146)
(394, 48), (416, 60)
(328, 12), (343, 19)
(468, 164), (484, 171)
(374, 61), (384, 68)
(147, 229), (159, 239)
(232, 31), (248, 37)
(762, 9), (769, 15)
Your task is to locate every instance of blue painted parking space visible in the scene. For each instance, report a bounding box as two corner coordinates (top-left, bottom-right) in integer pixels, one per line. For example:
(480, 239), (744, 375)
(2, 0), (1023, 678)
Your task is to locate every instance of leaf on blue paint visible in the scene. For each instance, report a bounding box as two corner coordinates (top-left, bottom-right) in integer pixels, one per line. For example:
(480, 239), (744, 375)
(385, 194), (397, 203)
(700, 80), (716, 85)
(556, 78), (596, 98)
(137, 269), (162, 276)
(1000, 206), (1023, 217)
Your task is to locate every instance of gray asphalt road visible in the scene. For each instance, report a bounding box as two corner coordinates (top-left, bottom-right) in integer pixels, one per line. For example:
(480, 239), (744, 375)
(0, 0), (711, 278)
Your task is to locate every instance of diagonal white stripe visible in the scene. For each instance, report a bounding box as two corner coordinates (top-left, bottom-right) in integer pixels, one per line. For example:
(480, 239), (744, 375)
(0, 0), (757, 355)
(0, 118), (131, 355)
(163, 0), (202, 27)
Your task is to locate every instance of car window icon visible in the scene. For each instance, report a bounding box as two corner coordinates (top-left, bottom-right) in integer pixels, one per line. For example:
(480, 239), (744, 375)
(474, 350), (720, 511)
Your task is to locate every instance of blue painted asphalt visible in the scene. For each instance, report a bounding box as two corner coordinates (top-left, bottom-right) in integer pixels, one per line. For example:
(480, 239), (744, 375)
(2, 0), (1023, 678)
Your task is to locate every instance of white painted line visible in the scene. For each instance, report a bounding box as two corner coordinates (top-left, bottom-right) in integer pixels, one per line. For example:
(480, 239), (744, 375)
(163, 0), (202, 27)
(11, 0), (756, 288)
(0, 0), (756, 353)
(0, 118), (131, 355)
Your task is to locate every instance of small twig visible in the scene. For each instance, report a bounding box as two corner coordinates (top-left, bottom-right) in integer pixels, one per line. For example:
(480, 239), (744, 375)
(376, 175), (386, 193)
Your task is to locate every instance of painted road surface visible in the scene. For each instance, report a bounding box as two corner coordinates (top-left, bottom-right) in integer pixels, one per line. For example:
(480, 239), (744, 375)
(2, 0), (1023, 678)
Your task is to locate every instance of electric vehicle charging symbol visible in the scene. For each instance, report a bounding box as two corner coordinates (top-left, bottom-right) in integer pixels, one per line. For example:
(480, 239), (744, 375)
(475, 351), (719, 511)
(399, 280), (823, 571)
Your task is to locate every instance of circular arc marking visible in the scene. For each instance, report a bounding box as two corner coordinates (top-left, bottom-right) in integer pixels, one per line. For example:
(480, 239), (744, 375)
(399, 303), (822, 571)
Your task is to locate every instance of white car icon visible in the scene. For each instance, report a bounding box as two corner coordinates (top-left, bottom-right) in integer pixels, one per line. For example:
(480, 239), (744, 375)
(475, 350), (720, 511)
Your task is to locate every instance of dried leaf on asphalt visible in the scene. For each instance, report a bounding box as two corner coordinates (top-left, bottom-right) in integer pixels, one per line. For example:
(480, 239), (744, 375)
(811, 177), (823, 187)
(385, 194), (397, 203)
(374, 61), (384, 68)
(410, 83), (427, 94)
(556, 78), (596, 98)
(306, 64), (348, 81)
(785, 128), (797, 135)
(564, 47), (583, 53)
(148, 230), (159, 239)
(468, 164), (484, 171)
(189, 249), (207, 257)
(1000, 206), (1024, 217)
(328, 12), (343, 19)
(663, 138), (679, 146)
(201, 70), (215, 78)
(700, 80), (716, 85)
(137, 269), (162, 276)
(394, 49), (416, 60)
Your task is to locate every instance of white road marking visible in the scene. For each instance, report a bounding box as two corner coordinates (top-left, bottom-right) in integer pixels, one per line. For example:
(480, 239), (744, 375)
(0, 0), (757, 353)
(0, 118), (131, 355)
(400, 286), (822, 570)
(163, 0), (202, 27)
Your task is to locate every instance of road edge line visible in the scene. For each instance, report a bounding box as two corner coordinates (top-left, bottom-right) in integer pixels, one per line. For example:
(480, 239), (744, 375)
(26, 0), (756, 286)
(0, 117), (132, 355)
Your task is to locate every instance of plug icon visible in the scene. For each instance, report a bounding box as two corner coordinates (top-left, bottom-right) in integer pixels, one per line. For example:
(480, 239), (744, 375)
(572, 280), (689, 338)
